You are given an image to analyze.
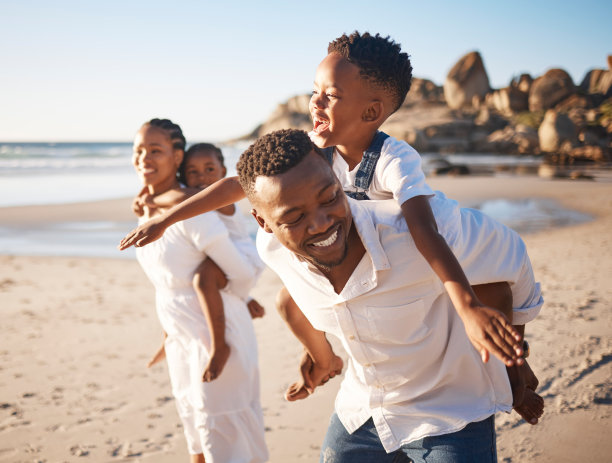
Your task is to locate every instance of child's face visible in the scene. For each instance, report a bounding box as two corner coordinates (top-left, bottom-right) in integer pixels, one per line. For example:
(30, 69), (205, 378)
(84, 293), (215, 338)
(183, 151), (226, 188)
(132, 125), (182, 190)
(309, 52), (377, 149)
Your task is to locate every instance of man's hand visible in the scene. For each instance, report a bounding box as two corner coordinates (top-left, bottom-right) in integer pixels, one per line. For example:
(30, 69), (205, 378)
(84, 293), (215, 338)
(202, 343), (231, 382)
(460, 305), (524, 367)
(118, 214), (168, 250)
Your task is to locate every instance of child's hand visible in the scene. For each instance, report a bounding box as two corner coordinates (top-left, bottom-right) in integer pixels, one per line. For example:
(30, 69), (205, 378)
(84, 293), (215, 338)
(247, 299), (265, 319)
(118, 214), (168, 250)
(147, 344), (166, 368)
(202, 343), (231, 382)
(284, 350), (343, 401)
(460, 305), (523, 367)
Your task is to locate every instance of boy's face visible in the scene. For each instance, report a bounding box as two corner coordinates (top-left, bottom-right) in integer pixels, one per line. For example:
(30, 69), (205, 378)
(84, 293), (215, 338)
(309, 53), (377, 149)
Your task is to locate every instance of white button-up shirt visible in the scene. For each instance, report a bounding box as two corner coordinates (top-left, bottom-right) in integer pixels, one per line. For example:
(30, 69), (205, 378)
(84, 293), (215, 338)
(257, 194), (543, 453)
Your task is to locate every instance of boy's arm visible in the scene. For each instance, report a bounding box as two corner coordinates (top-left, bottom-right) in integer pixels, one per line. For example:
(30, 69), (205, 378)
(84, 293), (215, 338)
(118, 176), (245, 250)
(401, 196), (523, 366)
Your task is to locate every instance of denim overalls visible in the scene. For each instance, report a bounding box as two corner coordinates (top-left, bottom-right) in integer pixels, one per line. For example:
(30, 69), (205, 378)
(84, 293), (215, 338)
(322, 131), (390, 201)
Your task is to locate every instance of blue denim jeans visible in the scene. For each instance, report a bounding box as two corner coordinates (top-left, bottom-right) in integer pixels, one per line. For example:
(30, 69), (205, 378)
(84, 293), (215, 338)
(320, 413), (497, 463)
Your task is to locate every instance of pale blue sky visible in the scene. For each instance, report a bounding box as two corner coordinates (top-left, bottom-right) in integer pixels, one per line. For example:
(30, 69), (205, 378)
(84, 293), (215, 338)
(1, 0), (610, 142)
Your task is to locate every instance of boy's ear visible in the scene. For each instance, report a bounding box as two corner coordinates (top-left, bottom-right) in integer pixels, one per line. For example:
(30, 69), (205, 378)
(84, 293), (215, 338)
(250, 209), (273, 233)
(362, 100), (384, 124)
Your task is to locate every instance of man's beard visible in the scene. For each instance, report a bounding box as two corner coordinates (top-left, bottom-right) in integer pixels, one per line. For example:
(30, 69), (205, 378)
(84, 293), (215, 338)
(308, 240), (349, 273)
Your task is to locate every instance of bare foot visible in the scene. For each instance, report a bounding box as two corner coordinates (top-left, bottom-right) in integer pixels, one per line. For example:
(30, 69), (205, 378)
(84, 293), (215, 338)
(202, 343), (231, 382)
(285, 353), (343, 401)
(247, 299), (265, 319)
(146, 344), (166, 368)
(507, 360), (544, 424)
(514, 388), (544, 424)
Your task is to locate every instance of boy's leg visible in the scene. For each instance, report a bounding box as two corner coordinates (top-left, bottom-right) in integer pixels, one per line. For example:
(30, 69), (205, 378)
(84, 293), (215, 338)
(400, 415), (497, 463)
(193, 258), (230, 382)
(276, 287), (343, 400)
(320, 413), (404, 463)
(473, 283), (544, 424)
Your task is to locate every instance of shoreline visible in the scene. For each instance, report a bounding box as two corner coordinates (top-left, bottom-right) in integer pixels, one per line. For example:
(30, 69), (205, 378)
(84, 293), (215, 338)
(1, 175), (611, 462)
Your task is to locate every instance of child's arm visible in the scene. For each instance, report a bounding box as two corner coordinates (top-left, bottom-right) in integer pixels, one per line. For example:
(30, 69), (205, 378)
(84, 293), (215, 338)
(118, 176), (245, 250)
(401, 196), (523, 366)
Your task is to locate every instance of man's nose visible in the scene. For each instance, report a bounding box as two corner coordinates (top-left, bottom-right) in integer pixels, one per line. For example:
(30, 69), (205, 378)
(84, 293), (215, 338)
(308, 208), (333, 235)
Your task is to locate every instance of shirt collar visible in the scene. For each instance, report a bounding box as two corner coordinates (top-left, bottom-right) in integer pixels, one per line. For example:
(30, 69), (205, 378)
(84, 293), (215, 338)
(348, 198), (391, 273)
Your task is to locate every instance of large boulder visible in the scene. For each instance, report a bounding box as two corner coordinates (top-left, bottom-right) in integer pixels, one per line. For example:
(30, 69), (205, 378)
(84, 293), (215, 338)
(529, 69), (575, 111)
(486, 86), (528, 114)
(538, 109), (577, 152)
(443, 51), (491, 109)
(404, 78), (444, 105)
(579, 57), (612, 98)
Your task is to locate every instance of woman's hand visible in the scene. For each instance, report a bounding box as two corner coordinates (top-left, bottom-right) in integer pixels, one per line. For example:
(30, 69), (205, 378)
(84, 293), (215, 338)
(118, 213), (169, 250)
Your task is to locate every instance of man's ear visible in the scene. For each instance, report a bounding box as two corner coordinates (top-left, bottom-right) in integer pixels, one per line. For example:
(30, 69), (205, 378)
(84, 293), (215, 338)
(251, 209), (273, 233)
(362, 100), (384, 124)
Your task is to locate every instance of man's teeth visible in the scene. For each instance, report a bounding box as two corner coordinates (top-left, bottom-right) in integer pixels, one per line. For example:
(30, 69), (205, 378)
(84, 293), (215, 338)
(312, 230), (338, 247)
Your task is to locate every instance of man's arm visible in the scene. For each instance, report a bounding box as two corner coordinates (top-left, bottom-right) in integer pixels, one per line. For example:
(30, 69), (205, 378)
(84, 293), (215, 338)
(118, 176), (245, 250)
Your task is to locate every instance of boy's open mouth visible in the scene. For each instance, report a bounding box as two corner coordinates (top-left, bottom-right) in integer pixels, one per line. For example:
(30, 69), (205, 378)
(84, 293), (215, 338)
(312, 117), (330, 135)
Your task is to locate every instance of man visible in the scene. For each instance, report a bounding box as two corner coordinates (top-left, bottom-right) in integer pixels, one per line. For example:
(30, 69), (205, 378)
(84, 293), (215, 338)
(237, 129), (543, 462)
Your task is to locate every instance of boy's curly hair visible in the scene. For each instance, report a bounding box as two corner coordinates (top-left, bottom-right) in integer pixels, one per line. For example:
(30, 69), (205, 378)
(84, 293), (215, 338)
(237, 129), (323, 196)
(328, 31), (413, 112)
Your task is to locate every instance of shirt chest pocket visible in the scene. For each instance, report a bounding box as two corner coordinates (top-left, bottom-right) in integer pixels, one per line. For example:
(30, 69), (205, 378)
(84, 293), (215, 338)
(361, 299), (430, 345)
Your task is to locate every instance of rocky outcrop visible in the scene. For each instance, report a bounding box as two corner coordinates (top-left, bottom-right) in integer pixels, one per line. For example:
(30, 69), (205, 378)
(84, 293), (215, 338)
(443, 52), (491, 109)
(529, 69), (575, 111)
(238, 55), (611, 165)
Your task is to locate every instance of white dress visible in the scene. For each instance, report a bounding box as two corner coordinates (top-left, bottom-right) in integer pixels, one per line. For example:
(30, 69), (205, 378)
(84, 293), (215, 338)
(136, 211), (268, 462)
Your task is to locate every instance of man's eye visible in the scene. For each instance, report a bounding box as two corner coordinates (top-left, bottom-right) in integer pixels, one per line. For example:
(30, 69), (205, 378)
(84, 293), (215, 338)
(285, 214), (304, 226)
(323, 193), (337, 204)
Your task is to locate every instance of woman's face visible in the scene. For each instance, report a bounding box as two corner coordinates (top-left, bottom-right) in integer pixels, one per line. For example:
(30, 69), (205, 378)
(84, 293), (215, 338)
(132, 124), (183, 192)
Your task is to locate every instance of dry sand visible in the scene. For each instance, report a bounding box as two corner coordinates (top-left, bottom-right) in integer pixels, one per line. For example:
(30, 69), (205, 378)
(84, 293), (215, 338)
(0, 175), (610, 462)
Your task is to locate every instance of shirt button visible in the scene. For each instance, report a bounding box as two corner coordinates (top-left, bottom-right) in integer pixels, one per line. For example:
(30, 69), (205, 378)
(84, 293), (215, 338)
(364, 363), (372, 367)
(348, 335), (355, 340)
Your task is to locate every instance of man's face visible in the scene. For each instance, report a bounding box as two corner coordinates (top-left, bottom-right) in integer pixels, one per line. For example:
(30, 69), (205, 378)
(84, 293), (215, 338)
(308, 52), (375, 149)
(251, 151), (353, 270)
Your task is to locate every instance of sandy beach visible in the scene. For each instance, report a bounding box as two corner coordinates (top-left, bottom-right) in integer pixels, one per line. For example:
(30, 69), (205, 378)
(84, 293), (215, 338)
(1, 175), (610, 462)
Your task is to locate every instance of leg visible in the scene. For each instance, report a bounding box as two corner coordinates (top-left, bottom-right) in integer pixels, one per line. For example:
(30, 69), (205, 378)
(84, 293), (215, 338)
(276, 287), (343, 401)
(401, 415), (497, 463)
(473, 283), (544, 425)
(193, 258), (230, 382)
(190, 454), (205, 463)
(320, 413), (403, 463)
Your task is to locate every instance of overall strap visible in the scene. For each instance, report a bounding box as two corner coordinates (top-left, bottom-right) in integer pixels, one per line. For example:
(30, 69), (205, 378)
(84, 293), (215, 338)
(352, 131), (390, 194)
(321, 146), (335, 164)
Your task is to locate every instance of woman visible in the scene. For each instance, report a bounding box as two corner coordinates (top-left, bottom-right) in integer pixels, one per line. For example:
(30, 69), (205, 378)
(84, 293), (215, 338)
(131, 118), (268, 463)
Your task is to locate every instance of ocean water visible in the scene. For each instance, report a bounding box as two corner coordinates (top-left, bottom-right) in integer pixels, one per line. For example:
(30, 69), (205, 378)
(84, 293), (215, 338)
(0, 142), (591, 258)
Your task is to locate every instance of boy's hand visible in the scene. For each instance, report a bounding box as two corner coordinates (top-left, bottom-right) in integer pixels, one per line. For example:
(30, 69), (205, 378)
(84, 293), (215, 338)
(284, 350), (343, 401)
(247, 299), (265, 319)
(460, 305), (524, 367)
(202, 343), (231, 382)
(118, 214), (168, 250)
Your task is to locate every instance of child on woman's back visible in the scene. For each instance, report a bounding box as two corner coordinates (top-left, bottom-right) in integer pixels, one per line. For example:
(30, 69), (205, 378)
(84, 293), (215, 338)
(138, 143), (265, 381)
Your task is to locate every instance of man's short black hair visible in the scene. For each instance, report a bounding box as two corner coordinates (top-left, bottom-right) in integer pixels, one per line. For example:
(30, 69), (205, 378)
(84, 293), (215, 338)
(237, 129), (323, 196)
(328, 31), (413, 112)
